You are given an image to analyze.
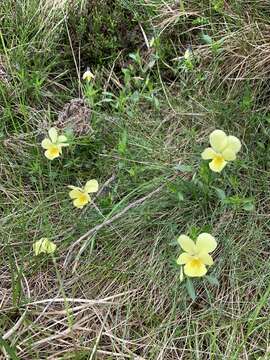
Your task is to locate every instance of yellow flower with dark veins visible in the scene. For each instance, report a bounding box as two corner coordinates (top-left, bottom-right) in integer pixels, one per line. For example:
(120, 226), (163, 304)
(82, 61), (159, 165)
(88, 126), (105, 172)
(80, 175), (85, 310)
(82, 69), (95, 82)
(201, 130), (241, 172)
(177, 233), (217, 277)
(68, 179), (99, 209)
(41, 127), (69, 160)
(33, 238), (56, 256)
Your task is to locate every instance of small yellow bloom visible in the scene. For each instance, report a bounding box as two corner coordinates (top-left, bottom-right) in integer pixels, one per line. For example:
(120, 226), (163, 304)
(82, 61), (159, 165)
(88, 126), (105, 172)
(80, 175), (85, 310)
(33, 238), (56, 256)
(184, 48), (192, 61)
(68, 179), (99, 209)
(176, 233), (217, 277)
(82, 69), (95, 82)
(201, 129), (241, 172)
(41, 127), (69, 160)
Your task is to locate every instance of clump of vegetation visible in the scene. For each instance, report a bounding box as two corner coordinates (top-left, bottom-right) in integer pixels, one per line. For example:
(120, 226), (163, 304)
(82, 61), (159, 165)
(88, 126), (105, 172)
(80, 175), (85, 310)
(1, 0), (270, 359)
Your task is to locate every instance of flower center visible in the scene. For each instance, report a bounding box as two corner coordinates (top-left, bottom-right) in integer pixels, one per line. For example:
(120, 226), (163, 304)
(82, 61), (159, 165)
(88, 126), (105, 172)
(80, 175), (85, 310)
(48, 145), (60, 157)
(189, 258), (203, 268)
(78, 192), (89, 205)
(213, 154), (225, 167)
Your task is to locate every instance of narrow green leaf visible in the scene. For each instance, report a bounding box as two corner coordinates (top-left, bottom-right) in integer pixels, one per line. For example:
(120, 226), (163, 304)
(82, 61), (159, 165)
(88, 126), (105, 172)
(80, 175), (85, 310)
(243, 202), (255, 212)
(174, 164), (194, 173)
(214, 187), (226, 201)
(186, 278), (196, 300)
(201, 34), (213, 44)
(205, 275), (219, 286)
(0, 336), (19, 360)
(177, 191), (184, 201)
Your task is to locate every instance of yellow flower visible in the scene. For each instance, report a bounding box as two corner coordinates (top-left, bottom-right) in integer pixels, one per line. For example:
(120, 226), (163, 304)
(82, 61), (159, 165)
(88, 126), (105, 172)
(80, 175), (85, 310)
(68, 179), (99, 209)
(41, 127), (69, 160)
(176, 233), (217, 277)
(33, 238), (56, 256)
(82, 69), (94, 82)
(184, 47), (192, 61)
(201, 130), (241, 172)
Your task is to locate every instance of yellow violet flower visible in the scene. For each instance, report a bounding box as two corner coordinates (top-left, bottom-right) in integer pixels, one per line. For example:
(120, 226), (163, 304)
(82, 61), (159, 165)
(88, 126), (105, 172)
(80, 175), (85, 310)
(33, 238), (56, 256)
(184, 47), (192, 61)
(177, 233), (217, 277)
(82, 69), (95, 82)
(201, 129), (241, 172)
(68, 179), (99, 209)
(41, 127), (69, 160)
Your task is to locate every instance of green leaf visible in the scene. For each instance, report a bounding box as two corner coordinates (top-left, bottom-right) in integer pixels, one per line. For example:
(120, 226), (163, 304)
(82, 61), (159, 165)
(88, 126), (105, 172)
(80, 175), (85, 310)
(205, 275), (219, 286)
(201, 34), (213, 44)
(177, 192), (184, 201)
(243, 202), (255, 212)
(0, 336), (19, 359)
(186, 278), (196, 300)
(118, 130), (128, 155)
(174, 164), (194, 173)
(214, 187), (226, 201)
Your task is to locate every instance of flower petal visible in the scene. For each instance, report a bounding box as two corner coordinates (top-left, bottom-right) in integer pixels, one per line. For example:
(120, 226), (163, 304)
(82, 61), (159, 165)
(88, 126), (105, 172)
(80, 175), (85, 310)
(198, 252), (214, 266)
(196, 233), (217, 253)
(83, 70), (94, 81)
(209, 130), (228, 152)
(209, 157), (227, 172)
(45, 147), (60, 160)
(33, 238), (56, 256)
(177, 235), (197, 254)
(41, 138), (52, 149)
(58, 135), (67, 143)
(57, 135), (69, 147)
(45, 241), (57, 254)
(48, 127), (58, 143)
(227, 135), (241, 154)
(73, 198), (85, 209)
(222, 148), (236, 161)
(69, 189), (83, 199)
(184, 261), (207, 277)
(84, 179), (99, 193)
(176, 252), (193, 265)
(201, 147), (217, 160)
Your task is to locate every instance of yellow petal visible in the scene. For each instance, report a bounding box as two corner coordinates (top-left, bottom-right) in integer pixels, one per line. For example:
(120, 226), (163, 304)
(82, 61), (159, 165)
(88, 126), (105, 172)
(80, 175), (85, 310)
(73, 198), (84, 208)
(45, 241), (57, 254)
(57, 135), (69, 146)
(41, 138), (52, 149)
(209, 130), (228, 152)
(177, 235), (196, 254)
(73, 193), (90, 208)
(69, 189), (83, 199)
(48, 127), (58, 143)
(209, 156), (227, 172)
(184, 49), (192, 60)
(184, 259), (207, 277)
(176, 252), (193, 265)
(201, 147), (217, 160)
(82, 70), (94, 81)
(227, 135), (241, 153)
(84, 179), (99, 193)
(45, 146), (60, 160)
(198, 252), (214, 266)
(58, 134), (67, 142)
(196, 233), (217, 253)
(222, 148), (236, 161)
(33, 238), (56, 256)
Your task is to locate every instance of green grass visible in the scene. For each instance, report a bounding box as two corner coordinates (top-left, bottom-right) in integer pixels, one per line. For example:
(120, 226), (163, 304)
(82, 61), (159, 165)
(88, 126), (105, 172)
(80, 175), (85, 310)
(1, 0), (270, 359)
